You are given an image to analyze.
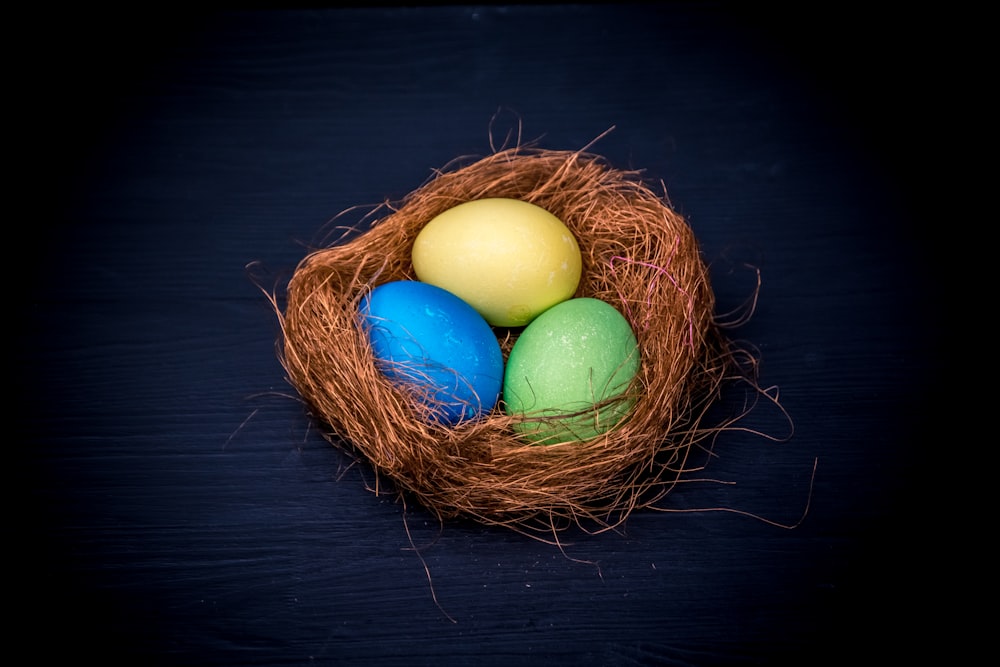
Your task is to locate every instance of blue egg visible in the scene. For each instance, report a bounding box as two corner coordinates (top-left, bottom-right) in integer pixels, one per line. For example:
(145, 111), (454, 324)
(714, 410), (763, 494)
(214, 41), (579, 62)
(358, 280), (504, 425)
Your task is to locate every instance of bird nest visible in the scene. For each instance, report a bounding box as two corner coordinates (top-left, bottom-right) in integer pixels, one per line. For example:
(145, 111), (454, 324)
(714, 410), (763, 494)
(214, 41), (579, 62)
(277, 145), (759, 536)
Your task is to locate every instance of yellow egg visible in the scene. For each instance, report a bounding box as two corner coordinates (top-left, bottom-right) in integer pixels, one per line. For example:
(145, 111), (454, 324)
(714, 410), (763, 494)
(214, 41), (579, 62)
(411, 198), (582, 327)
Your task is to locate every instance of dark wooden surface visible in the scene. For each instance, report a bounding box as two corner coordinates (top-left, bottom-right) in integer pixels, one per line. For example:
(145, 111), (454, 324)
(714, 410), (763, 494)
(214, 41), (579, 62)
(22, 5), (941, 665)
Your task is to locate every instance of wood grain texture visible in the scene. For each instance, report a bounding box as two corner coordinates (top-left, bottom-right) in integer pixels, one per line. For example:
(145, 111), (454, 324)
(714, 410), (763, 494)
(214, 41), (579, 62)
(21, 4), (940, 665)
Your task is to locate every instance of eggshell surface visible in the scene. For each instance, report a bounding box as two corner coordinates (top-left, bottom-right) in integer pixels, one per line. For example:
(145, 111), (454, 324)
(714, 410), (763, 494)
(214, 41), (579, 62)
(503, 297), (640, 444)
(411, 198), (582, 327)
(358, 280), (504, 425)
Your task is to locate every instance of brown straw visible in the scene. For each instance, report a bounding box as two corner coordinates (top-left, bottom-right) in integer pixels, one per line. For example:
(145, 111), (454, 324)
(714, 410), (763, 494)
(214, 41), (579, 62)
(277, 145), (759, 537)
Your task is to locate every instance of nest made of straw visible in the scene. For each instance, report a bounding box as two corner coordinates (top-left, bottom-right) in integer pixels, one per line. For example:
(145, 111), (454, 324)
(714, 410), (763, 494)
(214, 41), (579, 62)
(278, 146), (750, 536)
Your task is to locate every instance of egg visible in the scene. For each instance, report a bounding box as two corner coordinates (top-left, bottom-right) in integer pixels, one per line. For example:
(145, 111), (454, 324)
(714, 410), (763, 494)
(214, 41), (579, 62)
(358, 280), (504, 425)
(503, 297), (640, 444)
(411, 198), (582, 327)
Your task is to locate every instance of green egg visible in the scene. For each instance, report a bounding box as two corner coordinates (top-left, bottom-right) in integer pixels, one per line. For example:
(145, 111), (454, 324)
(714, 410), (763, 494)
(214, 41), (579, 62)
(503, 297), (640, 444)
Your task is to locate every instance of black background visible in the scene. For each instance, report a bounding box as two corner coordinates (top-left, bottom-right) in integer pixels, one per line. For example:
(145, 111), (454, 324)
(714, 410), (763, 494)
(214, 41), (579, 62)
(22, 4), (943, 665)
